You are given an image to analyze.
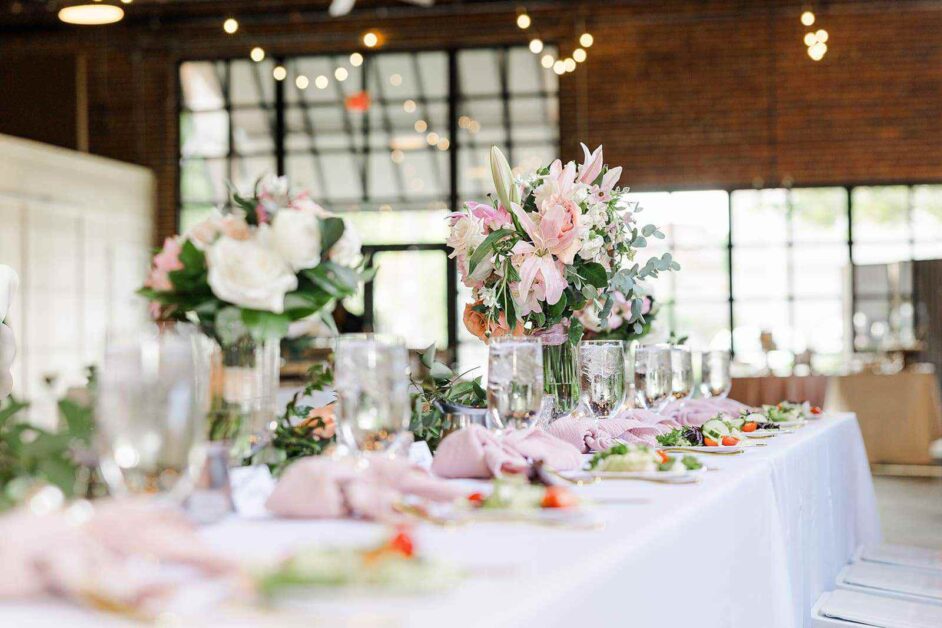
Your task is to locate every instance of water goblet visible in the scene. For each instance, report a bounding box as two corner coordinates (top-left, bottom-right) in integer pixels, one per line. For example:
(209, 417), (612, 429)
(578, 340), (627, 419)
(486, 337), (544, 431)
(334, 334), (412, 455)
(96, 325), (208, 502)
(699, 350), (732, 398)
(670, 346), (694, 403)
(633, 344), (672, 412)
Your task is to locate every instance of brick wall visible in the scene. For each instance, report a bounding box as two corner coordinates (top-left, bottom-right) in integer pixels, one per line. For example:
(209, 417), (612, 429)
(2, 1), (941, 242)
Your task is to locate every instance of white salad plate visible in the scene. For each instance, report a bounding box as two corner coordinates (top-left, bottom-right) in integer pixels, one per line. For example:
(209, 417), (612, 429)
(561, 467), (705, 484)
(658, 444), (746, 454)
(745, 427), (794, 438)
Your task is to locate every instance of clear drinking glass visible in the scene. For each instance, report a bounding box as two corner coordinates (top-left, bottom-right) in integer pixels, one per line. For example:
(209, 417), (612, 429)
(670, 346), (694, 402)
(334, 334), (411, 454)
(487, 337), (544, 431)
(699, 350), (732, 398)
(633, 344), (672, 411)
(96, 326), (208, 501)
(578, 340), (627, 419)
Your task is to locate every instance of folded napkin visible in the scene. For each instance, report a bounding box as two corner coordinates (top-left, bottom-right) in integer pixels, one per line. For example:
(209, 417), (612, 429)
(266, 455), (467, 521)
(661, 397), (751, 426)
(430, 425), (583, 479)
(0, 497), (238, 616)
(546, 409), (680, 453)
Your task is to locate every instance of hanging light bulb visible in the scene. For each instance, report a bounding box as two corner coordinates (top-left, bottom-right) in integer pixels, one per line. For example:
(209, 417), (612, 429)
(516, 12), (531, 29)
(58, 3), (125, 25)
(541, 54), (555, 69)
(250, 47), (265, 62)
(273, 66), (287, 81)
(801, 11), (815, 26)
(579, 32), (594, 48)
(350, 52), (364, 67)
(573, 48), (587, 63)
(529, 39), (544, 54)
(223, 18), (239, 34)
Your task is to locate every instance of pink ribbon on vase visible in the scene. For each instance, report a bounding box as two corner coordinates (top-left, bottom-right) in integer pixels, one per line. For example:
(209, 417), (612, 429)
(532, 322), (569, 346)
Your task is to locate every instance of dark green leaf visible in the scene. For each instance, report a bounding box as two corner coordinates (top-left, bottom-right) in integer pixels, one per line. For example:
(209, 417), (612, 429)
(320, 217), (345, 255)
(547, 291), (568, 320)
(57, 399), (93, 444)
(241, 309), (292, 340)
(580, 261), (609, 289)
(468, 228), (514, 274)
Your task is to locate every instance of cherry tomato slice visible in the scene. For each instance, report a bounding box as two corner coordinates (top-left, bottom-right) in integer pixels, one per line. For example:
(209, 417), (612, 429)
(721, 435), (740, 446)
(742, 422), (757, 432)
(656, 450), (669, 464)
(541, 485), (577, 509)
(703, 437), (719, 447)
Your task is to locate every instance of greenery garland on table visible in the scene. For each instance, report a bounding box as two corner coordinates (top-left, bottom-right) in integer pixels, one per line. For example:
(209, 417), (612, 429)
(0, 390), (96, 512)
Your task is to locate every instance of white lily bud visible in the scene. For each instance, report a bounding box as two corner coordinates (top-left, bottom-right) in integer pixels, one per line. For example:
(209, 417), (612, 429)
(489, 146), (518, 211)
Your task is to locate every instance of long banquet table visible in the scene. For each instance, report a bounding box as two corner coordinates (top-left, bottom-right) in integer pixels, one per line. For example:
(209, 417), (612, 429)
(2, 413), (880, 627)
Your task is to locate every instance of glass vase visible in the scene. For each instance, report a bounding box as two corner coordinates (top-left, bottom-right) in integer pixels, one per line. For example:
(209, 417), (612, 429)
(542, 340), (579, 421)
(194, 332), (281, 462)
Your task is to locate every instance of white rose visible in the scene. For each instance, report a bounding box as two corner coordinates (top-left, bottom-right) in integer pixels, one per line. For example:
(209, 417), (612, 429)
(447, 215), (486, 257)
(328, 219), (362, 267)
(207, 232), (298, 313)
(270, 207), (322, 271)
(578, 234), (605, 260)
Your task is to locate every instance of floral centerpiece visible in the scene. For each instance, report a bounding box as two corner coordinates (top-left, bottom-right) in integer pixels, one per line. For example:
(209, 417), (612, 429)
(449, 145), (678, 416)
(139, 175), (369, 447)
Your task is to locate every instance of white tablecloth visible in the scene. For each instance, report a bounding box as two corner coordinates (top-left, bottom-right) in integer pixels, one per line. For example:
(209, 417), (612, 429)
(0, 413), (880, 627)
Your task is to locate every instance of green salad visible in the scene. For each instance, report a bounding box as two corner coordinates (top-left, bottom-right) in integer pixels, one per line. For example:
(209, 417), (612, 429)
(588, 442), (702, 473)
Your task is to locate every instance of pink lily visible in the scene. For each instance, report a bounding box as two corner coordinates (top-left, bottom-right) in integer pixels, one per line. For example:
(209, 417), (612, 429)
(511, 239), (567, 306)
(579, 143), (604, 185)
(466, 201), (512, 231)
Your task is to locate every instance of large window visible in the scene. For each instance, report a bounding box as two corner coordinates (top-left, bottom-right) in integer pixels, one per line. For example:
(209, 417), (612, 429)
(629, 184), (942, 374)
(179, 47), (559, 367)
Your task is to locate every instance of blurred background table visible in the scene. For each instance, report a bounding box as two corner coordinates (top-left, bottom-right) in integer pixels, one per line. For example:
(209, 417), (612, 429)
(731, 371), (942, 466)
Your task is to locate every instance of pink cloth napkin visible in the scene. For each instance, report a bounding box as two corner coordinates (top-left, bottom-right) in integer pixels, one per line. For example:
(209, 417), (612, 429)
(0, 498), (238, 614)
(266, 455), (468, 521)
(430, 425), (583, 479)
(662, 397), (751, 426)
(546, 409), (680, 453)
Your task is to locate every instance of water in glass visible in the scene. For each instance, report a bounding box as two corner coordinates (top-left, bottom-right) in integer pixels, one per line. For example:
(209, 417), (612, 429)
(487, 337), (543, 430)
(334, 334), (411, 454)
(579, 340), (626, 419)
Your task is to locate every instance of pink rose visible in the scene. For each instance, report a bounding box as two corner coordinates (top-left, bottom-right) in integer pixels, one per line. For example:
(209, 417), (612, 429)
(145, 237), (183, 292)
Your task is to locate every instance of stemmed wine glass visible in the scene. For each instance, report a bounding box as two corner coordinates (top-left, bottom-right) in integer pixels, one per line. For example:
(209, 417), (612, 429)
(699, 350), (732, 398)
(96, 325), (208, 502)
(670, 346), (694, 404)
(333, 334), (412, 455)
(633, 344), (672, 412)
(578, 340), (627, 420)
(486, 337), (544, 431)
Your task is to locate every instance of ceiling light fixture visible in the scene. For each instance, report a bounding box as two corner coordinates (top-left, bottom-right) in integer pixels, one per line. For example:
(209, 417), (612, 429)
(58, 3), (125, 25)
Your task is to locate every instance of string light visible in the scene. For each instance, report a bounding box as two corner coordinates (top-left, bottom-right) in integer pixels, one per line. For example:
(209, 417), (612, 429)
(801, 10), (815, 26)
(390, 149), (405, 164)
(414, 119), (428, 133)
(529, 39), (543, 54)
(437, 137), (450, 151)
(552, 60), (566, 75)
(250, 47), (265, 62)
(804, 25), (829, 61)
(516, 13), (531, 29)
(350, 52), (364, 67)
(363, 32), (379, 48)
(272, 65), (287, 81)
(803, 32), (816, 46)
(563, 57), (576, 72)
(315, 75), (329, 89)
(808, 42), (827, 60)
(295, 75), (309, 89)
(579, 32), (594, 48)
(816, 29), (828, 43)
(403, 99), (416, 113)
(541, 54), (554, 69)
(573, 48), (587, 63)
(468, 119), (481, 134)
(426, 132), (440, 145)
(223, 18), (239, 34)
(458, 115), (471, 128)
(389, 73), (402, 86)
(335, 67), (349, 81)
